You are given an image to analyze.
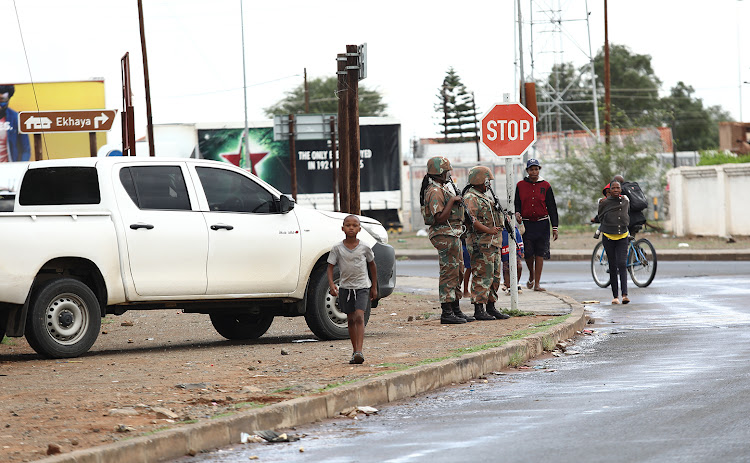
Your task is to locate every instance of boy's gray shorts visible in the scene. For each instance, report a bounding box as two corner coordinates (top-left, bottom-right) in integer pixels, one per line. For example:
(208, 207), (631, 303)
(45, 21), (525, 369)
(338, 288), (370, 314)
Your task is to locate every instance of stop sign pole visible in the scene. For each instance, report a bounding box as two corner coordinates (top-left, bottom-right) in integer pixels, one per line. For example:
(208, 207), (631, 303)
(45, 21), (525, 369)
(480, 100), (537, 310)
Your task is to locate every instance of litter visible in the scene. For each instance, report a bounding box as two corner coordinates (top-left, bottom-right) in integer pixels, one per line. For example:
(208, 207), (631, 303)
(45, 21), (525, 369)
(582, 300), (599, 304)
(292, 339), (319, 343)
(253, 430), (301, 443)
(340, 405), (379, 418)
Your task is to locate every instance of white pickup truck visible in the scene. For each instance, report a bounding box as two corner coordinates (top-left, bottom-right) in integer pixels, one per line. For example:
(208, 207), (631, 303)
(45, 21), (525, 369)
(0, 157), (396, 358)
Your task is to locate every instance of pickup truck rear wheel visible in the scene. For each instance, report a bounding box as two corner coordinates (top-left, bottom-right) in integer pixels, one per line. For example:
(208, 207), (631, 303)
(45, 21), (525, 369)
(210, 313), (274, 340)
(305, 270), (370, 340)
(25, 278), (101, 359)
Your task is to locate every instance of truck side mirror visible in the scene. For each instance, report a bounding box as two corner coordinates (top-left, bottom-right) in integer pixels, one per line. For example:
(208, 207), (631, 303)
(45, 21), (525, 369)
(278, 194), (295, 213)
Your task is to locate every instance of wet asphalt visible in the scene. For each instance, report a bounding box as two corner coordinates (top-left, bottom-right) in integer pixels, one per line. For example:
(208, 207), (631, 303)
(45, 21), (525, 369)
(176, 261), (750, 463)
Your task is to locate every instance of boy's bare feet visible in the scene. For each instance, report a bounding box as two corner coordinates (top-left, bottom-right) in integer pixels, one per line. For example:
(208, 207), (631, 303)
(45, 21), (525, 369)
(533, 286), (546, 292)
(611, 298), (620, 304)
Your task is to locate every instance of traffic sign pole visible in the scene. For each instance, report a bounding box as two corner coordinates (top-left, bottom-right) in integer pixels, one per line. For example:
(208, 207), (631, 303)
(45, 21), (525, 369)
(481, 99), (537, 311)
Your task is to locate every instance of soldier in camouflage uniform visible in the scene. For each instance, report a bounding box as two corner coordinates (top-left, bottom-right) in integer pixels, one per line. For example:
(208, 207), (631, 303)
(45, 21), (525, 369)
(463, 166), (510, 320)
(420, 156), (471, 324)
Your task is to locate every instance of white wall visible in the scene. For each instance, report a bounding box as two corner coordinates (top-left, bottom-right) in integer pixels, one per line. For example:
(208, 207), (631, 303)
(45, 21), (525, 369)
(667, 163), (750, 236)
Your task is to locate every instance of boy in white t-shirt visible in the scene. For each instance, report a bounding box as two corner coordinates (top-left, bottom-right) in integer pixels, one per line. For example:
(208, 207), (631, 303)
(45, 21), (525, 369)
(327, 215), (378, 364)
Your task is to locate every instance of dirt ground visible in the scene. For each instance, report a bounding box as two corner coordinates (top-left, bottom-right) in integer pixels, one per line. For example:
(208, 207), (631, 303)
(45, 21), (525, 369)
(0, 292), (558, 462)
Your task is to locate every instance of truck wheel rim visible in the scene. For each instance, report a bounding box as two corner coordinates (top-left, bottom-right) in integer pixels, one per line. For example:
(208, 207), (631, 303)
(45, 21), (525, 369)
(324, 292), (347, 326)
(46, 293), (88, 345)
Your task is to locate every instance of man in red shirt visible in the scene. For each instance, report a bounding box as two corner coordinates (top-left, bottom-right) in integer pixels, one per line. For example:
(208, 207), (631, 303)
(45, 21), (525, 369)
(514, 159), (558, 291)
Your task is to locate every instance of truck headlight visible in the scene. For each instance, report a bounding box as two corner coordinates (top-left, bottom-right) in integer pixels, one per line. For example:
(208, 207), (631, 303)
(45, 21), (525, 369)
(361, 222), (388, 245)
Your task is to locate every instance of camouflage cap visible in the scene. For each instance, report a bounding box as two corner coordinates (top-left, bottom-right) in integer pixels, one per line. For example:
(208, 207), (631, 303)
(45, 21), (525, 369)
(426, 156), (452, 175)
(468, 166), (494, 185)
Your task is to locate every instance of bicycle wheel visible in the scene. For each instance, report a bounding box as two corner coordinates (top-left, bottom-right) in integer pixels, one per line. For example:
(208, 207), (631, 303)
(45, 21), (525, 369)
(591, 240), (611, 288)
(628, 238), (657, 287)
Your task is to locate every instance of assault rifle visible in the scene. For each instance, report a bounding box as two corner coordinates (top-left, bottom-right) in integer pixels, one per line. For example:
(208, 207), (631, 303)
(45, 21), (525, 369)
(486, 183), (518, 244)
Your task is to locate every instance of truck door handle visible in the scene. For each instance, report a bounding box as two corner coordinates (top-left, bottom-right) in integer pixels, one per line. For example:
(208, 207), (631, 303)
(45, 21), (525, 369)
(130, 223), (154, 230)
(210, 224), (234, 231)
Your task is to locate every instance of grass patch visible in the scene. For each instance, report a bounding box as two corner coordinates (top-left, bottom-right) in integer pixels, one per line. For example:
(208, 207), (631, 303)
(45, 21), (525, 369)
(232, 401), (264, 409)
(542, 336), (556, 351)
(270, 386), (294, 394)
(421, 312), (433, 320)
(508, 347), (526, 367)
(500, 308), (535, 317)
(1, 335), (13, 345)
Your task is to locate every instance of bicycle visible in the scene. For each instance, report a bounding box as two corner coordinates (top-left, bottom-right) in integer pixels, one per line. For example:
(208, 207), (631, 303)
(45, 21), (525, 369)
(591, 236), (657, 288)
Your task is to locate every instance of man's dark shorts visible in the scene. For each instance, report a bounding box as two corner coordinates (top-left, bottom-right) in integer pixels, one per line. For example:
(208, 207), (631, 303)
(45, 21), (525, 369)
(522, 219), (551, 260)
(338, 288), (370, 314)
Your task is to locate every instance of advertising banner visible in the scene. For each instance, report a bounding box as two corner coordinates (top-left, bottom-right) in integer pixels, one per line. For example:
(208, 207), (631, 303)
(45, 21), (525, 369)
(197, 122), (400, 212)
(0, 80), (107, 161)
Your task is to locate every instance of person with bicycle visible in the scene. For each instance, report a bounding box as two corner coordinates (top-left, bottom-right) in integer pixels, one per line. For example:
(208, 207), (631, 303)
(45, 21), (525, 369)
(597, 180), (630, 305)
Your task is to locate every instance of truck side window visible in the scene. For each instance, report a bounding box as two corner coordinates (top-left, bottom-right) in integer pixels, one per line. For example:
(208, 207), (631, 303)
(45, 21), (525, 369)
(19, 167), (100, 205)
(196, 167), (276, 213)
(119, 166), (191, 211)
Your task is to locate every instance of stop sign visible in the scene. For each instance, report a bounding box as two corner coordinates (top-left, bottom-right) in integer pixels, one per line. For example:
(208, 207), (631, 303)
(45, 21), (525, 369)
(480, 103), (537, 157)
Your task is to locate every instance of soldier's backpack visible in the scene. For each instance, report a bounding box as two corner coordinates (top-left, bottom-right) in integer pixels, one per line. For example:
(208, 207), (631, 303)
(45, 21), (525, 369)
(622, 181), (648, 212)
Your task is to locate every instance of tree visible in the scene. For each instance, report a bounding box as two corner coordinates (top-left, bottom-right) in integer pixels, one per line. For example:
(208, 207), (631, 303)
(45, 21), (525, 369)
(539, 44), (733, 151)
(434, 68), (480, 143)
(263, 76), (387, 117)
(550, 138), (659, 224)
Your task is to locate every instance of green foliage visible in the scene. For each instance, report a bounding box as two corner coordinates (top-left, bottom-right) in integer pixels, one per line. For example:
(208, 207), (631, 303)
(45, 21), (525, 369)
(538, 44), (732, 151)
(550, 138), (659, 224)
(263, 76), (387, 117)
(697, 150), (750, 166)
(435, 67), (480, 142)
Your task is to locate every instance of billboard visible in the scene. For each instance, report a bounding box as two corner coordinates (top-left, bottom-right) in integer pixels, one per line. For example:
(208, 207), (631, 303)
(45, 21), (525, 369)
(0, 80), (107, 161)
(197, 120), (401, 212)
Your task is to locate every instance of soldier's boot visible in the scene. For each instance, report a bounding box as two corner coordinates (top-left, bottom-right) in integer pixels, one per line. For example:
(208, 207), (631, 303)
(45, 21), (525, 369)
(473, 303), (496, 321)
(441, 302), (467, 324)
(486, 301), (510, 319)
(451, 300), (475, 322)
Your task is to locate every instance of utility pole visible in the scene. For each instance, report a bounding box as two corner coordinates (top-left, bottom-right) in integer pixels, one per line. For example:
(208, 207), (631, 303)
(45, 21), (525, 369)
(336, 53), (350, 213)
(137, 0), (155, 156)
(346, 44), (361, 216)
(240, 0), (251, 170)
(304, 68), (310, 114)
(472, 91), (480, 161)
(288, 115), (297, 200)
(603, 0), (611, 146)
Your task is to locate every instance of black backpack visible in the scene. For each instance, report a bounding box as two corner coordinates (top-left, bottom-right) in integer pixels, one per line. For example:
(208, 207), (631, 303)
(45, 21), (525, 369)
(622, 182), (648, 212)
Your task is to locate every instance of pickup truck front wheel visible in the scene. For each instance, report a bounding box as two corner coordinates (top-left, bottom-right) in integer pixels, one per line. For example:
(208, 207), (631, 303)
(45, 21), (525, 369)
(305, 270), (370, 340)
(25, 278), (102, 359)
(210, 313), (274, 340)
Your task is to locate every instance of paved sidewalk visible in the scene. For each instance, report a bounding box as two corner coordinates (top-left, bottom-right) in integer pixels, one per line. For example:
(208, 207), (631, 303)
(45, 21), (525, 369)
(397, 248), (750, 261)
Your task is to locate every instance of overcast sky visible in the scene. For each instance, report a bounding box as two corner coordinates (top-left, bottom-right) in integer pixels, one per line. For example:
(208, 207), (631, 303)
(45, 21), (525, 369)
(1, 0), (747, 154)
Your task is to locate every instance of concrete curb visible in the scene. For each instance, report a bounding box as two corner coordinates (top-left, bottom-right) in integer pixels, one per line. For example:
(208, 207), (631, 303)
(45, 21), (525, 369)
(398, 249), (750, 261)
(40, 296), (588, 463)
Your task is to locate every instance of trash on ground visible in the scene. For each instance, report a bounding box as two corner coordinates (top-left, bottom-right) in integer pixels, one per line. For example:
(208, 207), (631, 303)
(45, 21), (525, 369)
(678, 242), (690, 248)
(565, 349), (581, 355)
(291, 339), (319, 343)
(582, 300), (599, 304)
(240, 432), (265, 444)
(416, 229), (428, 237)
(253, 430), (301, 442)
(340, 405), (379, 418)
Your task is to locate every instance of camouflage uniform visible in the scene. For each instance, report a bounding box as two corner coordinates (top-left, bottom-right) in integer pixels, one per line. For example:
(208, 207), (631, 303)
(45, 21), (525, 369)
(464, 186), (502, 304)
(424, 178), (465, 303)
